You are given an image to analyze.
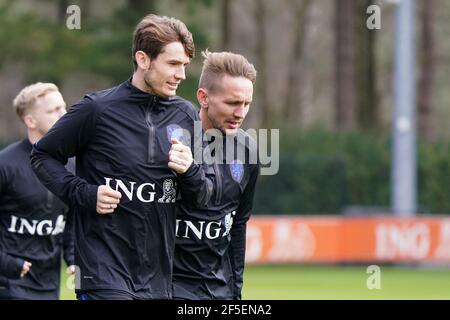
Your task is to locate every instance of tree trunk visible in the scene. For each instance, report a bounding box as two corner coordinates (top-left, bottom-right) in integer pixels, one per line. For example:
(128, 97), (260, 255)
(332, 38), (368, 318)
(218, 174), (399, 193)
(285, 0), (313, 128)
(334, 0), (355, 131)
(354, 0), (377, 132)
(222, 0), (230, 50)
(418, 0), (435, 140)
(255, 0), (271, 128)
(58, 0), (69, 24)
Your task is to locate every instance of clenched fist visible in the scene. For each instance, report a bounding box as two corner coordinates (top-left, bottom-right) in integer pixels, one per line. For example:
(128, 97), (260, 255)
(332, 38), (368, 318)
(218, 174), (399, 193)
(96, 185), (122, 214)
(168, 138), (193, 174)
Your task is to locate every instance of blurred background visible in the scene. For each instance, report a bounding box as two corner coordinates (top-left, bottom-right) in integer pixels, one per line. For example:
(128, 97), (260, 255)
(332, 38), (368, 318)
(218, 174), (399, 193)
(1, 0), (450, 299)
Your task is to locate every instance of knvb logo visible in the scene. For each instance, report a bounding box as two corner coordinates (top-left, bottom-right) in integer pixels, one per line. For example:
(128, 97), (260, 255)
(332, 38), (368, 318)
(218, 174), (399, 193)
(176, 211), (236, 240)
(8, 214), (65, 236)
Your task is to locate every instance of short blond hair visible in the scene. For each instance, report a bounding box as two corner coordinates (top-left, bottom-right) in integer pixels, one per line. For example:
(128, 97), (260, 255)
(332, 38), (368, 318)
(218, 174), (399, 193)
(199, 49), (257, 92)
(13, 82), (59, 119)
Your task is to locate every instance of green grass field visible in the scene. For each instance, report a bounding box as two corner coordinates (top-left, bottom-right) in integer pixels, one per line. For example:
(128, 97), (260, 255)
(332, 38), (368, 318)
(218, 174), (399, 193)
(60, 264), (450, 300)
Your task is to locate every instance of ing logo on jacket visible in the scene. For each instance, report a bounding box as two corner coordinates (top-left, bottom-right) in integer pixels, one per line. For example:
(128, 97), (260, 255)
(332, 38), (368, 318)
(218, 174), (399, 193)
(158, 179), (177, 203)
(104, 177), (177, 203)
(176, 211), (236, 240)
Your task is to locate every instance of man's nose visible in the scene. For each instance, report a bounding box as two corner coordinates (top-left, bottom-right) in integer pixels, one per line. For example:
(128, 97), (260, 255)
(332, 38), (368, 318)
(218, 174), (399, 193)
(234, 106), (245, 119)
(175, 66), (186, 80)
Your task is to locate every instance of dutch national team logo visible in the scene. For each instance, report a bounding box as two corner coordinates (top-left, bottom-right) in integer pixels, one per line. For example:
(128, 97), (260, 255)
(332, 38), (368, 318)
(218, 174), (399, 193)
(229, 160), (244, 183)
(167, 124), (189, 145)
(158, 179), (177, 203)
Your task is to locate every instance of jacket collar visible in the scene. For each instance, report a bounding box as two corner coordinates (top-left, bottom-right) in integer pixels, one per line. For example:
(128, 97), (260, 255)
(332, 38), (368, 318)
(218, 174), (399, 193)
(125, 77), (170, 102)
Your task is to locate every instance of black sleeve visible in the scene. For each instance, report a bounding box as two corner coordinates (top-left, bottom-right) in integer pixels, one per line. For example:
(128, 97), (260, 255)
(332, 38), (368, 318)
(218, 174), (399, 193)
(30, 98), (100, 211)
(62, 208), (75, 266)
(177, 111), (214, 207)
(178, 163), (214, 207)
(0, 251), (24, 279)
(0, 161), (6, 195)
(228, 223), (247, 300)
(62, 158), (75, 266)
(0, 164), (24, 279)
(235, 164), (260, 226)
(229, 164), (260, 299)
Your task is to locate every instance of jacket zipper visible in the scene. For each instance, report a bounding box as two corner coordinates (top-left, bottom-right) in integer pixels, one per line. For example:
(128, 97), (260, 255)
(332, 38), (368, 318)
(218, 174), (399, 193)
(214, 163), (223, 205)
(145, 96), (157, 163)
(46, 190), (53, 211)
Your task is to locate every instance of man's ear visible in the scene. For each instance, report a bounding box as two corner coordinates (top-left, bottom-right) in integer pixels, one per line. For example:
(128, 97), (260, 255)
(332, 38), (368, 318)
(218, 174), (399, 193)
(197, 88), (209, 109)
(23, 114), (36, 130)
(135, 50), (151, 70)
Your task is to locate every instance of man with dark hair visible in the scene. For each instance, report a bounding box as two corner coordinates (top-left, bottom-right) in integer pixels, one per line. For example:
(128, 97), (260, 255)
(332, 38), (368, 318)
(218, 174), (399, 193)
(0, 82), (74, 300)
(173, 50), (259, 300)
(31, 14), (214, 300)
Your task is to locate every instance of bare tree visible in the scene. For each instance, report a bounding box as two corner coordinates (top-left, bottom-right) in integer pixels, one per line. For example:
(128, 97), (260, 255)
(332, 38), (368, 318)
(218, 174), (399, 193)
(418, 0), (435, 140)
(355, 0), (378, 132)
(334, 0), (355, 131)
(285, 0), (313, 128)
(57, 0), (69, 24)
(222, 0), (231, 50)
(255, 0), (271, 128)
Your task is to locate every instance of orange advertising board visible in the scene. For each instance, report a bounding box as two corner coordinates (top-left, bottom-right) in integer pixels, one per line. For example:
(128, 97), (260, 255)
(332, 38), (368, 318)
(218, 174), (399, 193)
(245, 216), (450, 263)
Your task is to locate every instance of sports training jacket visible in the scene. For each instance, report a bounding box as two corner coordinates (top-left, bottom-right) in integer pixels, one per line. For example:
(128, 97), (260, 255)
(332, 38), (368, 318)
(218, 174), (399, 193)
(173, 132), (259, 299)
(0, 139), (74, 299)
(31, 79), (214, 299)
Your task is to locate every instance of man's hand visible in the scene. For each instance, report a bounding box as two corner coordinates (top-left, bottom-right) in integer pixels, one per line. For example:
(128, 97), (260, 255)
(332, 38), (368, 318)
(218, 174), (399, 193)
(67, 265), (76, 275)
(96, 185), (121, 214)
(168, 138), (193, 174)
(20, 261), (32, 278)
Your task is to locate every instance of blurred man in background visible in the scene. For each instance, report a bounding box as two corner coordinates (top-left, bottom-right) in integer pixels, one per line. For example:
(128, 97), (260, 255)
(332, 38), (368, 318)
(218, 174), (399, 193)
(0, 82), (74, 300)
(173, 50), (259, 300)
(30, 14), (215, 300)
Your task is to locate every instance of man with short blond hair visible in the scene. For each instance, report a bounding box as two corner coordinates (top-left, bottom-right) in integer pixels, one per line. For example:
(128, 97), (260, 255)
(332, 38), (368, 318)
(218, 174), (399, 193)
(173, 50), (259, 300)
(14, 83), (58, 114)
(0, 82), (74, 300)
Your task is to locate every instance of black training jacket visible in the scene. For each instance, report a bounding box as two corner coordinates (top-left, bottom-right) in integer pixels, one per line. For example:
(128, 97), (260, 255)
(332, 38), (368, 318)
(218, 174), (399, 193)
(30, 78), (214, 299)
(0, 139), (74, 299)
(173, 132), (259, 300)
